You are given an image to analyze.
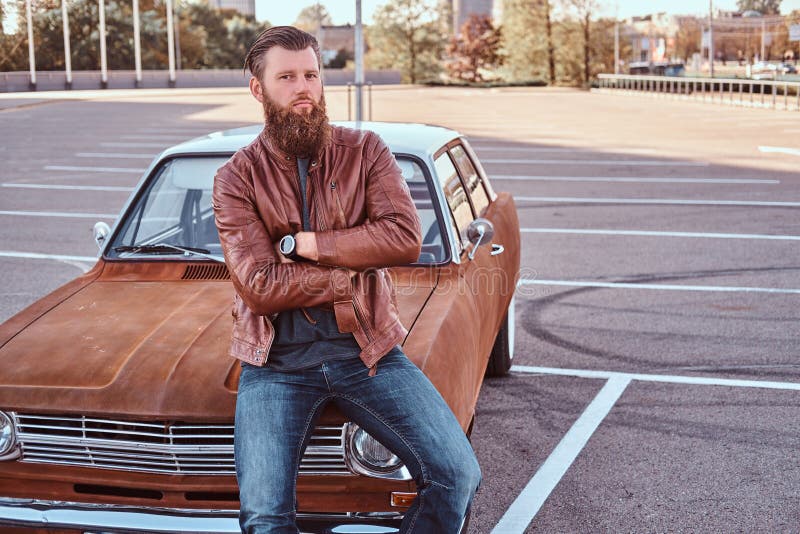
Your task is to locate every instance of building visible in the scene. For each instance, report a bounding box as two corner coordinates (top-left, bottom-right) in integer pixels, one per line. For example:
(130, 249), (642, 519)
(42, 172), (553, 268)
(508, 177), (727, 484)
(318, 25), (355, 68)
(452, 0), (494, 34)
(209, 0), (255, 17)
(627, 13), (679, 64)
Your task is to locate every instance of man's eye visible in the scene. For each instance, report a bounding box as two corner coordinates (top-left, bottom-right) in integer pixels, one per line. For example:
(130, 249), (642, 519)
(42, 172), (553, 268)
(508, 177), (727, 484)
(306, 73), (318, 79)
(280, 75), (292, 80)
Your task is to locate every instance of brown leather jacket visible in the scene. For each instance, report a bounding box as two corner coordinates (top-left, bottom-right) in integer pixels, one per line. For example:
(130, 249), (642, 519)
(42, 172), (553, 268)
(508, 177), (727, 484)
(212, 125), (422, 371)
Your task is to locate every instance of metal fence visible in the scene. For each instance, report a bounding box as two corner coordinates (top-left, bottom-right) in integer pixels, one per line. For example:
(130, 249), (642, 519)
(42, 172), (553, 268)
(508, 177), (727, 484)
(596, 74), (800, 111)
(0, 69), (402, 93)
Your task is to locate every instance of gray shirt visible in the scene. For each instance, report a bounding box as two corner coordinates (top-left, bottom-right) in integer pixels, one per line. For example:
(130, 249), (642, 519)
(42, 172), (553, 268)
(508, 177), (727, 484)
(266, 158), (361, 371)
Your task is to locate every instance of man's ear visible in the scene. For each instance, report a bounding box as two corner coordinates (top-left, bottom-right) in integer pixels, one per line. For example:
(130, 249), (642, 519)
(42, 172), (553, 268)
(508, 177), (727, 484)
(249, 77), (264, 103)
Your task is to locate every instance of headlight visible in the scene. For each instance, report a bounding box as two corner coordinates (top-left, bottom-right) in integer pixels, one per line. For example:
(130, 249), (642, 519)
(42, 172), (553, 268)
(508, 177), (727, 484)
(345, 424), (409, 479)
(0, 412), (18, 459)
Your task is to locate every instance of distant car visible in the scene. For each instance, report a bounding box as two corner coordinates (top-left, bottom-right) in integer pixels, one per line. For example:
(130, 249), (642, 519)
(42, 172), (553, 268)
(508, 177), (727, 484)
(0, 122), (520, 532)
(749, 61), (796, 79)
(628, 61), (685, 76)
(751, 61), (777, 80)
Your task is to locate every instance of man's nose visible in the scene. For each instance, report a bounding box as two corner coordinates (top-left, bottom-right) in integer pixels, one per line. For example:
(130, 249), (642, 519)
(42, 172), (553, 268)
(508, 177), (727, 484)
(294, 76), (312, 94)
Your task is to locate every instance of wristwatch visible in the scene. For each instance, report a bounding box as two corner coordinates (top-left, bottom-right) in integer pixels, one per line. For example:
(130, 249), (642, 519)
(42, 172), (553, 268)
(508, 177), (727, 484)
(279, 234), (303, 262)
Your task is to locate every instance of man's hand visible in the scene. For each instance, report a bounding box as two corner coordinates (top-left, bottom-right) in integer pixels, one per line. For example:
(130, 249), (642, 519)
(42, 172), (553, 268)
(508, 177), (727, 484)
(295, 232), (319, 262)
(274, 240), (294, 264)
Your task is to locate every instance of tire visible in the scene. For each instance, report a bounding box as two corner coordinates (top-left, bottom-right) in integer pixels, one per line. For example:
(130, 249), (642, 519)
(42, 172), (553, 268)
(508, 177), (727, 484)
(485, 295), (515, 377)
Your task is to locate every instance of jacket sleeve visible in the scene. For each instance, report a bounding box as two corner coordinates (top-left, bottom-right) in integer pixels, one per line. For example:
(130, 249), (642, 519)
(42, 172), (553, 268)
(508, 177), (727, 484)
(314, 133), (422, 271)
(212, 160), (353, 317)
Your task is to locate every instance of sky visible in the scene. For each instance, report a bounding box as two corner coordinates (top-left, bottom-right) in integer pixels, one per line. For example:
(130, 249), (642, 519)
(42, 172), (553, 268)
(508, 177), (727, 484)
(255, 0), (800, 25)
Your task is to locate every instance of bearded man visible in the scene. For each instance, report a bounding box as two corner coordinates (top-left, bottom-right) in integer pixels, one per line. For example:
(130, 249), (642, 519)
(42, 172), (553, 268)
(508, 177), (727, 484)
(212, 26), (481, 533)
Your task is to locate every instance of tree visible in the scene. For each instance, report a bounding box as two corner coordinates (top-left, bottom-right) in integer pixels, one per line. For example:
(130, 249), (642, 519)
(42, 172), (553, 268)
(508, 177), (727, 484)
(0, 0), (268, 72)
(736, 0), (781, 14)
(445, 14), (501, 82)
(568, 0), (599, 86)
(293, 2), (332, 34)
(543, 0), (556, 84)
(366, 0), (445, 83)
(499, 0), (547, 82)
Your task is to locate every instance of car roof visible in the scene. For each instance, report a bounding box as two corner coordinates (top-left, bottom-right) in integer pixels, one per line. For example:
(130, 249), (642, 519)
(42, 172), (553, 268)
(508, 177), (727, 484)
(161, 121), (462, 160)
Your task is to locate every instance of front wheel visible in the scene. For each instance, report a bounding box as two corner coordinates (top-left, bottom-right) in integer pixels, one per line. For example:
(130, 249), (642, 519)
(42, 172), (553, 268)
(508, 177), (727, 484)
(485, 295), (515, 377)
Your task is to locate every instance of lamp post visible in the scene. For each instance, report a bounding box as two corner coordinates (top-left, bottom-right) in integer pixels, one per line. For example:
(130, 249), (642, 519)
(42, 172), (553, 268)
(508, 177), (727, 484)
(133, 0), (142, 87)
(166, 0), (176, 87)
(708, 0), (714, 77)
(354, 0), (364, 121)
(25, 0), (36, 89)
(62, 0), (72, 89)
(98, 0), (108, 88)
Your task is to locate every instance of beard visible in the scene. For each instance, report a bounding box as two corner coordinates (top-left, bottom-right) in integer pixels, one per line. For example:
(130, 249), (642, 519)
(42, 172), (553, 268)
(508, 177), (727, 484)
(262, 89), (331, 158)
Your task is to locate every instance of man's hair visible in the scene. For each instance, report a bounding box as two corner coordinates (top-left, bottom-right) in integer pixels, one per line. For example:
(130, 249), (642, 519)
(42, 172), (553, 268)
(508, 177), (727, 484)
(244, 26), (321, 81)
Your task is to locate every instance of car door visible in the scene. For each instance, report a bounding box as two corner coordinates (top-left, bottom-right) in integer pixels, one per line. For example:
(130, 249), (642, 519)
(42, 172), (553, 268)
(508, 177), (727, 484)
(432, 148), (500, 380)
(448, 141), (520, 363)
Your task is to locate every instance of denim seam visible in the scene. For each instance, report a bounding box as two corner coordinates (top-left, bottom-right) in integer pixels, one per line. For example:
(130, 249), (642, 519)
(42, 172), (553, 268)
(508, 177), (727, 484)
(332, 393), (429, 483)
(291, 394), (333, 509)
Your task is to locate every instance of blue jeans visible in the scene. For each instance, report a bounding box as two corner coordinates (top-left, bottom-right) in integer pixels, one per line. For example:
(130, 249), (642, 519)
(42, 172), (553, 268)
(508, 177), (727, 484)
(234, 347), (481, 533)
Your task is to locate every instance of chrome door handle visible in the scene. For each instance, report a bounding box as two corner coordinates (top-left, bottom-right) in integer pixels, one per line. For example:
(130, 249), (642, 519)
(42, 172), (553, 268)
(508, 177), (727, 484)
(491, 244), (505, 256)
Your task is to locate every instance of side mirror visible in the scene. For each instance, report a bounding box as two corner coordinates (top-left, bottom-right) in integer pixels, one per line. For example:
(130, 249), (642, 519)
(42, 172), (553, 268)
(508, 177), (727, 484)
(466, 218), (494, 260)
(93, 221), (111, 251)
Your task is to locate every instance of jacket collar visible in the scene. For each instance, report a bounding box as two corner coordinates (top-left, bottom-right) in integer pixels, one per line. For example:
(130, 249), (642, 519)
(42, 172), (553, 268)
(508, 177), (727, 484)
(258, 127), (328, 171)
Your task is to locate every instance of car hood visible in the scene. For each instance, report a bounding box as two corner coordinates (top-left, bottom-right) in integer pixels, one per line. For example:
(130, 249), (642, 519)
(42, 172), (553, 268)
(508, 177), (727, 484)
(0, 276), (435, 420)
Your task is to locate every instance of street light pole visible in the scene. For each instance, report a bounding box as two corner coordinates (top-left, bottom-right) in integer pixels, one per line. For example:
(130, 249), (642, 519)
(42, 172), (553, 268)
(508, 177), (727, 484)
(62, 0), (72, 89)
(354, 0), (364, 122)
(133, 0), (142, 87)
(166, 0), (176, 87)
(25, 0), (36, 89)
(614, 21), (620, 75)
(708, 0), (714, 77)
(98, 0), (108, 88)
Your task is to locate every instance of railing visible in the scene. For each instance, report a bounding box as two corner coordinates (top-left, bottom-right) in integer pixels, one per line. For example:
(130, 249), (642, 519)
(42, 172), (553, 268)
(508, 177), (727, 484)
(596, 73), (800, 111)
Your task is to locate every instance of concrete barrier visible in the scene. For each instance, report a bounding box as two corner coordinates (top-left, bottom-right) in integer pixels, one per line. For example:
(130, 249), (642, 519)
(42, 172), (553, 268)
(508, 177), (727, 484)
(0, 69), (402, 93)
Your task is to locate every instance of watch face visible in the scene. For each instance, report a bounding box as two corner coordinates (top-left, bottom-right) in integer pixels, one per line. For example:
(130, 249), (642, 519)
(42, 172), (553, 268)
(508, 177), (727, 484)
(280, 235), (295, 255)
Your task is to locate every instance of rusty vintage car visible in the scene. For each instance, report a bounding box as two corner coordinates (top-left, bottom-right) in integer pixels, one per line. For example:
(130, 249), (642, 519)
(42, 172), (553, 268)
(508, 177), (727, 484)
(0, 122), (520, 533)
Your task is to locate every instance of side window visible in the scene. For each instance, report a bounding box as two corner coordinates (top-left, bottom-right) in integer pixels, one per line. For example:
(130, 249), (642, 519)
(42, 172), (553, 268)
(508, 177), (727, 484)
(434, 152), (473, 248)
(450, 145), (490, 216)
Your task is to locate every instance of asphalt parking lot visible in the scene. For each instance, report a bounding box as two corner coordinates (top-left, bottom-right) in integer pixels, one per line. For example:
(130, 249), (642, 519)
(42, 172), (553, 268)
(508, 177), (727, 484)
(1, 85), (799, 532)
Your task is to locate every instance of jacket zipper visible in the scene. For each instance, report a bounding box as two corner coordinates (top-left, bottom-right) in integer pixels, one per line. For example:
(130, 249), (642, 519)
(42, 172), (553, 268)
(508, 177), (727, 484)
(352, 292), (375, 344)
(331, 181), (346, 227)
(310, 168), (327, 231)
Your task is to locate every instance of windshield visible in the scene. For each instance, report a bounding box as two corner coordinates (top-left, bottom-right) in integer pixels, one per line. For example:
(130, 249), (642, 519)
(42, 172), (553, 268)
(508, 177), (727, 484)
(107, 155), (446, 264)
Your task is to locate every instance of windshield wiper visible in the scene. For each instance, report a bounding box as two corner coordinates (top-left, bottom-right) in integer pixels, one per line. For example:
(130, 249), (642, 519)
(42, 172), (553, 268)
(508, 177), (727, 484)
(113, 243), (225, 263)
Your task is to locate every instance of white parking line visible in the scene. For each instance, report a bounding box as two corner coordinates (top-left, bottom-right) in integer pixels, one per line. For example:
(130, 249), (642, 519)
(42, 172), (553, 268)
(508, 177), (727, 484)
(0, 251), (97, 263)
(511, 365), (800, 391)
(493, 365), (800, 531)
(516, 196), (800, 207)
(101, 142), (168, 148)
(493, 175), (779, 184)
(491, 376), (631, 533)
(758, 145), (800, 157)
(75, 153), (155, 159)
(520, 228), (800, 241)
(483, 159), (708, 167)
(0, 210), (116, 219)
(121, 134), (190, 140)
(518, 279), (800, 294)
(474, 146), (657, 154)
(1, 183), (133, 192)
(136, 128), (208, 134)
(44, 165), (146, 174)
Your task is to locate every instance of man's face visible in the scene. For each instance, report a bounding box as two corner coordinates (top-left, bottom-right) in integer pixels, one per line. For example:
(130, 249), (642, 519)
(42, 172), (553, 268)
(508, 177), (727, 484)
(251, 46), (322, 113)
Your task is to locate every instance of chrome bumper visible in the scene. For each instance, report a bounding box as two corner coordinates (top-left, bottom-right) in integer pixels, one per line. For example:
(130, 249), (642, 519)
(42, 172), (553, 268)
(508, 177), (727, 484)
(0, 497), (402, 533)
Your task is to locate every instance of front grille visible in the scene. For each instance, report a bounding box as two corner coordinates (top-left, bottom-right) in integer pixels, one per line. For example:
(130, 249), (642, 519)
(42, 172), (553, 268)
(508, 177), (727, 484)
(181, 264), (230, 280)
(13, 414), (350, 476)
